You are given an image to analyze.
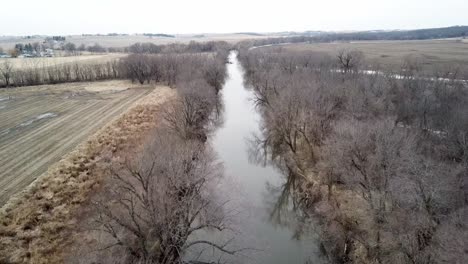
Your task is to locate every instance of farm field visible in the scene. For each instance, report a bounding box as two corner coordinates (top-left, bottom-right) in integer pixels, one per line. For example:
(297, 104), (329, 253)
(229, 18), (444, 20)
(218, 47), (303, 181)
(270, 39), (468, 75)
(0, 80), (153, 205)
(0, 53), (124, 69)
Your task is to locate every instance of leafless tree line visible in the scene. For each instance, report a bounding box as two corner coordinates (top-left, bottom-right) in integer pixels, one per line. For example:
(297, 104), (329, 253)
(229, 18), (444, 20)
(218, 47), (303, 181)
(0, 60), (122, 88)
(126, 41), (231, 55)
(0, 46), (229, 89)
(239, 48), (467, 264)
(0, 39), (230, 89)
(69, 50), (234, 264)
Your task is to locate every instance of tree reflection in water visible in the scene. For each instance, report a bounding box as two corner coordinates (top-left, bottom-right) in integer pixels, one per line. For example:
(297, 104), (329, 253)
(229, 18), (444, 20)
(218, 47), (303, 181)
(247, 132), (317, 241)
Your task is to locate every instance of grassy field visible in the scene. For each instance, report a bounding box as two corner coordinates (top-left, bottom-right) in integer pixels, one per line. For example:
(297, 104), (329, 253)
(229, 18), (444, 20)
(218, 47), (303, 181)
(268, 39), (468, 74)
(0, 80), (154, 205)
(0, 53), (124, 69)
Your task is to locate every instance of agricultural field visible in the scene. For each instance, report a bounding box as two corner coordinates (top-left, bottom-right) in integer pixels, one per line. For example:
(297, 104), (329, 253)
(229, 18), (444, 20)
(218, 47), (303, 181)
(270, 39), (468, 75)
(0, 80), (154, 205)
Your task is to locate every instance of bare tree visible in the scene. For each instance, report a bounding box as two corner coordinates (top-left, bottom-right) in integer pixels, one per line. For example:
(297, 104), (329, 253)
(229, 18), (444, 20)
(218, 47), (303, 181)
(0, 60), (14, 87)
(64, 42), (77, 56)
(85, 129), (238, 263)
(122, 54), (152, 84)
(337, 49), (364, 73)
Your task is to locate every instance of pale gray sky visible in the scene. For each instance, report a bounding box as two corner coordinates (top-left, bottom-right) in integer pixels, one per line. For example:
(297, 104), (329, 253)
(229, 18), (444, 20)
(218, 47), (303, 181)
(0, 0), (467, 35)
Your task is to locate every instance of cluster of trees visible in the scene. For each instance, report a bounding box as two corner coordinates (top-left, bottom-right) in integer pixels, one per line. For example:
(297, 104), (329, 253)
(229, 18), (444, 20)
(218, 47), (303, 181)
(61, 42), (107, 54)
(121, 52), (227, 91)
(239, 48), (467, 263)
(49, 36), (66, 41)
(84, 43), (107, 53)
(73, 48), (236, 264)
(8, 42), (47, 57)
(120, 51), (227, 140)
(126, 41), (230, 54)
(143, 33), (176, 38)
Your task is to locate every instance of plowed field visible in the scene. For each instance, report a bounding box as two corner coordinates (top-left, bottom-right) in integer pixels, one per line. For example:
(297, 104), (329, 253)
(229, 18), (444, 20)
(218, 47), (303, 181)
(0, 81), (152, 204)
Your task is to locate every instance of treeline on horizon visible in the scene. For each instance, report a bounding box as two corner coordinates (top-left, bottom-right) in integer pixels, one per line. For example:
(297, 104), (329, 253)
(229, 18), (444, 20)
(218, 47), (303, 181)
(242, 25), (468, 47)
(81, 25), (468, 52)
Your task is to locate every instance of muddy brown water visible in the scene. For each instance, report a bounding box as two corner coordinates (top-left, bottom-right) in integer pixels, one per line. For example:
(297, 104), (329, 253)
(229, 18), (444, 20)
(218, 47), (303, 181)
(188, 51), (324, 264)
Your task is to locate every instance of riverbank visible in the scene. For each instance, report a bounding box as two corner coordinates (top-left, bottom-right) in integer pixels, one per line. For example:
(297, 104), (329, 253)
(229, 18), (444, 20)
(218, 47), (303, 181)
(191, 51), (323, 263)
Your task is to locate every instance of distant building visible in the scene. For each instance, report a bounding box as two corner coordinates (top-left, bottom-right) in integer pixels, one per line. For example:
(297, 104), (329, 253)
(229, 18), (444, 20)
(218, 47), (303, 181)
(40, 49), (54, 57)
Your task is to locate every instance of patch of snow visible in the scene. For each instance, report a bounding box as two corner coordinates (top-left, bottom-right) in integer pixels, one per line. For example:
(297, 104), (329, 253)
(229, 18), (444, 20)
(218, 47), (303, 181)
(19, 112), (58, 127)
(36, 112), (58, 120)
(19, 120), (35, 127)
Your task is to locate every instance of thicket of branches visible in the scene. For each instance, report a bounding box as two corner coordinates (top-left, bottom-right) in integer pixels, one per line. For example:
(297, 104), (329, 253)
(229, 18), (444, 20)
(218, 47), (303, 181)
(239, 48), (467, 264)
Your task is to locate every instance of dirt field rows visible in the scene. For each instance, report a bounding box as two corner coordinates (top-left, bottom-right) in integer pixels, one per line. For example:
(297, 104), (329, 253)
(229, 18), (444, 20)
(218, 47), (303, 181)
(0, 81), (152, 205)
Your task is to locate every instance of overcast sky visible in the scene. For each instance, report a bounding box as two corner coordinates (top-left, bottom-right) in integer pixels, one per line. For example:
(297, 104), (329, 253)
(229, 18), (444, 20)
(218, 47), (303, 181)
(0, 0), (467, 35)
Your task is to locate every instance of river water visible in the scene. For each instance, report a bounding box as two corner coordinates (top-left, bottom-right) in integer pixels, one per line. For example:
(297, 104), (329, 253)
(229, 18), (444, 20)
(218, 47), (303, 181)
(196, 51), (323, 263)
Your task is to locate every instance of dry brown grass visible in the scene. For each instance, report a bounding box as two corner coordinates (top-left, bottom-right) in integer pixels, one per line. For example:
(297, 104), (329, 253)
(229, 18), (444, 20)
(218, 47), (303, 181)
(271, 39), (468, 75)
(0, 54), (124, 70)
(0, 86), (175, 263)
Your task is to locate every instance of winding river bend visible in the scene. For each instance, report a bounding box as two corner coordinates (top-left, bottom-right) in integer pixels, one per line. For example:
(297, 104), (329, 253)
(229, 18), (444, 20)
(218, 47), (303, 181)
(203, 51), (323, 263)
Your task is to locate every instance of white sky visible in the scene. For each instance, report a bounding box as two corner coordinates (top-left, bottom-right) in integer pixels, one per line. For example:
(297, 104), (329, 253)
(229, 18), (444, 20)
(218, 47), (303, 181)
(0, 0), (467, 35)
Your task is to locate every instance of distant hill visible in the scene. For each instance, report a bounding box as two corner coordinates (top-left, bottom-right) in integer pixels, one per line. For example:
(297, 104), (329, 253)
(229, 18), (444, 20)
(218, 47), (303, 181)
(248, 26), (468, 47)
(314, 26), (468, 41)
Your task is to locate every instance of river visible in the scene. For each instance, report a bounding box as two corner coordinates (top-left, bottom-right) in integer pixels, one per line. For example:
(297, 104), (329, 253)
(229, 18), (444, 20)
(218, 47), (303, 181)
(191, 51), (323, 263)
